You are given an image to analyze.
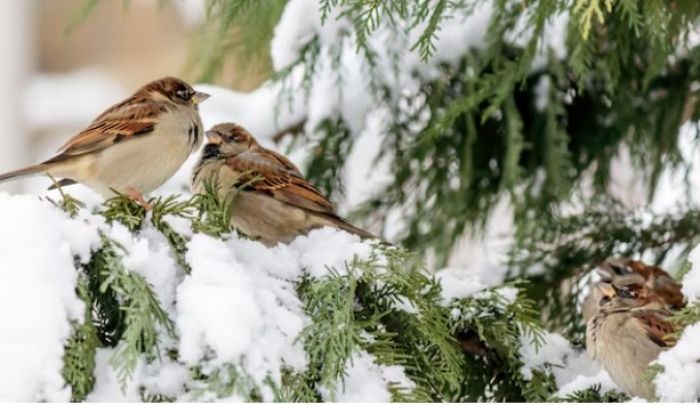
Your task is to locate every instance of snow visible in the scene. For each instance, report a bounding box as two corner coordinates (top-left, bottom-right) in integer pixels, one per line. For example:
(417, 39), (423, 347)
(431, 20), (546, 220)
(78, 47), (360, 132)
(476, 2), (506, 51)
(290, 227), (374, 278)
(0, 193), (99, 401)
(177, 234), (306, 383)
(107, 221), (182, 313)
(0, 187), (413, 401)
(654, 323), (700, 401)
(86, 349), (143, 402)
(654, 323), (700, 402)
(653, 245), (700, 402)
(6, 0), (700, 401)
(193, 82), (306, 145)
(435, 267), (488, 305)
(176, 229), (391, 399)
(496, 286), (518, 304)
(320, 350), (414, 402)
(519, 332), (619, 396)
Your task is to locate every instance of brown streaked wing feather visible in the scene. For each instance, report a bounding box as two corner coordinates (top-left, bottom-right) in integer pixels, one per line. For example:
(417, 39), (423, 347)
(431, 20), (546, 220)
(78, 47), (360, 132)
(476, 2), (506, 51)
(225, 151), (335, 214)
(629, 261), (685, 309)
(630, 309), (677, 347)
(264, 148), (303, 176)
(53, 99), (164, 158)
(653, 279), (684, 309)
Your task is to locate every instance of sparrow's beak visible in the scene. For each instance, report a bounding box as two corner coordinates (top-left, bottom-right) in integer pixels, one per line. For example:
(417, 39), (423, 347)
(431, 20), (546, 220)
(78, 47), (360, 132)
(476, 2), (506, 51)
(595, 282), (616, 300)
(595, 266), (614, 283)
(205, 130), (224, 145)
(192, 91), (210, 105)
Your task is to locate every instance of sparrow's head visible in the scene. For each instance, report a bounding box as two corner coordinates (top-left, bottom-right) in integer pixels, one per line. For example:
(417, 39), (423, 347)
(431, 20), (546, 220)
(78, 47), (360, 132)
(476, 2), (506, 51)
(203, 123), (258, 157)
(596, 257), (682, 304)
(596, 281), (661, 309)
(597, 257), (636, 282)
(137, 77), (210, 108)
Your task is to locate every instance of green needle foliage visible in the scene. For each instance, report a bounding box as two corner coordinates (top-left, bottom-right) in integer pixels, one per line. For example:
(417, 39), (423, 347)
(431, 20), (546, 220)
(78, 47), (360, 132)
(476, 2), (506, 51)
(62, 274), (99, 402)
(64, 0), (700, 401)
(50, 185), (586, 401)
(170, 0), (700, 266)
(551, 384), (630, 402)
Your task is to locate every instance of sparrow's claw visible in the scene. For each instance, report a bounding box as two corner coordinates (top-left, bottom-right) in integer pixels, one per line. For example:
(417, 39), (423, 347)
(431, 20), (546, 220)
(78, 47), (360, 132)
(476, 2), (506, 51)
(126, 187), (152, 211)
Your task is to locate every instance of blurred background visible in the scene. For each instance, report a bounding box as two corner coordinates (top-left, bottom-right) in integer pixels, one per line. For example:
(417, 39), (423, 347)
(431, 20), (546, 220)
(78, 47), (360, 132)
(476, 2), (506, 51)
(3, 0), (700, 295)
(0, 0), (235, 194)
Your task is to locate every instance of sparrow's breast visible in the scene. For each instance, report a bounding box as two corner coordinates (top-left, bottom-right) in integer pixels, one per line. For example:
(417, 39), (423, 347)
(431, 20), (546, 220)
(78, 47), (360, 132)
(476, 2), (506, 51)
(588, 312), (660, 399)
(87, 107), (202, 196)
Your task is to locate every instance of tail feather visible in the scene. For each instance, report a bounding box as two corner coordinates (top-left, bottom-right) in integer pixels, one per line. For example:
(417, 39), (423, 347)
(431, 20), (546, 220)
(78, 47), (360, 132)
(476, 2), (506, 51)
(333, 218), (391, 245)
(0, 164), (47, 184)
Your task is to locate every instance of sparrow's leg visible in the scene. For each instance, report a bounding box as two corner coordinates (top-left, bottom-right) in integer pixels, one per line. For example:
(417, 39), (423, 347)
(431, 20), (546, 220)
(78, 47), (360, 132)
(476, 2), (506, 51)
(126, 187), (153, 211)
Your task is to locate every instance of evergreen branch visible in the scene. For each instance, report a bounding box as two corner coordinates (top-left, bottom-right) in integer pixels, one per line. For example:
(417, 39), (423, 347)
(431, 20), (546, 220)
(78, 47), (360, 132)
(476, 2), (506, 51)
(296, 267), (364, 398)
(446, 282), (549, 401)
(62, 274), (99, 402)
(573, 0), (614, 40)
(409, 0), (447, 61)
(669, 301), (700, 339)
(43, 174), (86, 218)
(191, 172), (261, 238)
(92, 235), (176, 387)
(188, 0), (286, 83)
(551, 384), (629, 402)
(304, 119), (353, 199)
(190, 364), (265, 401)
(101, 193), (147, 232)
(149, 195), (198, 273)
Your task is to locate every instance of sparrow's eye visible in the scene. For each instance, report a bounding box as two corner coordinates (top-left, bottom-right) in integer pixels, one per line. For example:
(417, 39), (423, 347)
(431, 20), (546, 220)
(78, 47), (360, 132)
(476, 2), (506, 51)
(176, 89), (193, 101)
(617, 286), (638, 299)
(600, 295), (612, 304)
(610, 264), (626, 275)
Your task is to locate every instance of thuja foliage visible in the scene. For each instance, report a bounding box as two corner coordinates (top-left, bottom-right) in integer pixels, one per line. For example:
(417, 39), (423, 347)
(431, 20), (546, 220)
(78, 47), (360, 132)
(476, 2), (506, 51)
(179, 0), (700, 266)
(175, 4), (700, 397)
(49, 185), (600, 401)
(65, 0), (700, 400)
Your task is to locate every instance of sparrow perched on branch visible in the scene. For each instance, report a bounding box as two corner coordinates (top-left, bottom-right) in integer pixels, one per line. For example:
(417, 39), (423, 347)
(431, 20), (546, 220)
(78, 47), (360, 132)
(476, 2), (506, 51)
(191, 122), (379, 245)
(0, 77), (209, 206)
(582, 258), (684, 323)
(586, 280), (677, 400)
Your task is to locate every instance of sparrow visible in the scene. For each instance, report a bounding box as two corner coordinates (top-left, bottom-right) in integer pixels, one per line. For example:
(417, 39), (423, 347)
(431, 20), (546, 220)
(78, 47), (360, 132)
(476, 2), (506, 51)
(0, 77), (209, 206)
(586, 280), (677, 400)
(582, 258), (684, 323)
(191, 122), (379, 245)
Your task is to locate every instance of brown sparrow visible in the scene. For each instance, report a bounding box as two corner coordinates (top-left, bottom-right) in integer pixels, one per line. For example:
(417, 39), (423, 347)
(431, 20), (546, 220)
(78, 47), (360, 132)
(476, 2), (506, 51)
(586, 281), (677, 399)
(582, 258), (684, 322)
(191, 122), (379, 245)
(0, 77), (209, 206)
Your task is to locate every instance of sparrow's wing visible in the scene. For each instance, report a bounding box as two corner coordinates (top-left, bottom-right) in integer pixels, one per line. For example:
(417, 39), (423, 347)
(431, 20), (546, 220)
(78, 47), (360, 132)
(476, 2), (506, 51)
(628, 261), (685, 309)
(654, 277), (685, 309)
(225, 150), (335, 214)
(630, 309), (677, 347)
(260, 147), (303, 176)
(50, 98), (166, 161)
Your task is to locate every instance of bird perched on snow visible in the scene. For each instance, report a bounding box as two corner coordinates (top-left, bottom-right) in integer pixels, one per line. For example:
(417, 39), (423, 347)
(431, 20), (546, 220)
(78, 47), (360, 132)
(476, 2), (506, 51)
(191, 122), (379, 245)
(0, 77), (209, 207)
(582, 258), (684, 323)
(586, 280), (677, 400)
